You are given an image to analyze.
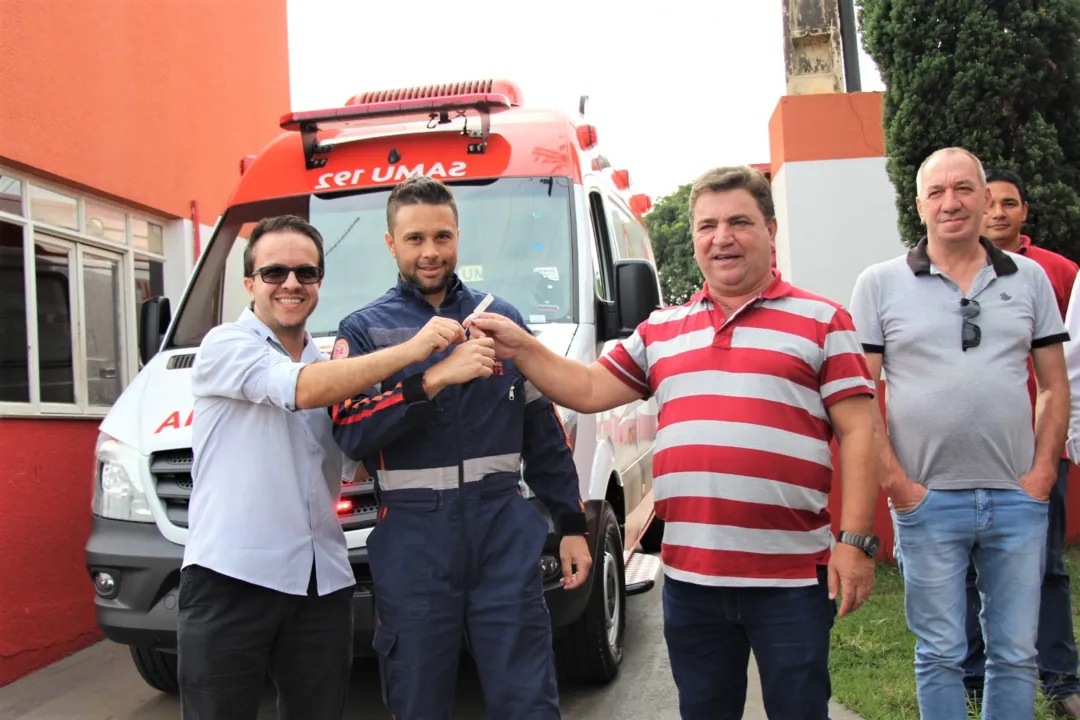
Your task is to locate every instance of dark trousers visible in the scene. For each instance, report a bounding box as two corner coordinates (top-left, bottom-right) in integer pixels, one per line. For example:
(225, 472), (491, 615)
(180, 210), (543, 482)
(368, 476), (561, 720)
(662, 566), (836, 720)
(177, 563), (354, 720)
(963, 459), (1080, 700)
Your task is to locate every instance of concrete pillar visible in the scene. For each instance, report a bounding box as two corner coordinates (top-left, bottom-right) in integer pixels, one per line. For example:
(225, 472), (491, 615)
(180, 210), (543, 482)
(782, 0), (845, 95)
(768, 91), (904, 306)
(768, 91), (906, 560)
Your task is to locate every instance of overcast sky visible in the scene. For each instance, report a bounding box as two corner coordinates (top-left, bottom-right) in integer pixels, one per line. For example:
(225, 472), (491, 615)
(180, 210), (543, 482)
(286, 0), (885, 202)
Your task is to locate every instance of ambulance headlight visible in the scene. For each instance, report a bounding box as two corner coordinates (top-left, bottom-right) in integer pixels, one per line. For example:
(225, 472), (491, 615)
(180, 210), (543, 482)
(92, 434), (153, 523)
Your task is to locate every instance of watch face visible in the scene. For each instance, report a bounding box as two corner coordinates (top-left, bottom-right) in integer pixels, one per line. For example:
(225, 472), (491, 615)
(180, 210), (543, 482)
(866, 537), (880, 556)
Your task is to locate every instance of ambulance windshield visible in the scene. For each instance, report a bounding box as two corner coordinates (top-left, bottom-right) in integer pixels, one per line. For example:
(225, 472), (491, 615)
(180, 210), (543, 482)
(307, 175), (575, 336)
(168, 176), (575, 349)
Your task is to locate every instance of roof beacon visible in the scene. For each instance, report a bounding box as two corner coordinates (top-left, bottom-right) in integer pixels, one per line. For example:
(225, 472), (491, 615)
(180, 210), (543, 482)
(279, 79), (524, 170)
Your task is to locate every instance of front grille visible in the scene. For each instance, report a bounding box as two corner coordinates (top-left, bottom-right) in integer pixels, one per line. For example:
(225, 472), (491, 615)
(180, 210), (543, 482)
(166, 354), (196, 370)
(149, 449), (378, 531)
(150, 450), (195, 528)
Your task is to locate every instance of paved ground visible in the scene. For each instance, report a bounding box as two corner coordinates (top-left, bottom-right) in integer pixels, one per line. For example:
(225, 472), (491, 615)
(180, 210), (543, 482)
(0, 576), (863, 719)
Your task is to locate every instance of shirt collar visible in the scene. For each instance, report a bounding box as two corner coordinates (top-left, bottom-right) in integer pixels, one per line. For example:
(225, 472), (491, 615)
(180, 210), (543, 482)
(1017, 234), (1033, 254)
(237, 307), (319, 360)
(905, 236), (1018, 277)
(690, 269), (792, 305)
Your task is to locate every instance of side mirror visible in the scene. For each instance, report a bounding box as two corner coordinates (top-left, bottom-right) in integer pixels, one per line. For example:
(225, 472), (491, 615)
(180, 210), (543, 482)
(612, 259), (661, 338)
(138, 297), (172, 365)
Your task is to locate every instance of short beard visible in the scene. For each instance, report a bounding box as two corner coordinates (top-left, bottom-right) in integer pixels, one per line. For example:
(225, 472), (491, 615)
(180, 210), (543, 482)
(402, 267), (451, 296)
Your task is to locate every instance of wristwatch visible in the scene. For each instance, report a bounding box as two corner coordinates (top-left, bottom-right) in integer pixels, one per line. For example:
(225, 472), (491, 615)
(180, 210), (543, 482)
(838, 531), (880, 559)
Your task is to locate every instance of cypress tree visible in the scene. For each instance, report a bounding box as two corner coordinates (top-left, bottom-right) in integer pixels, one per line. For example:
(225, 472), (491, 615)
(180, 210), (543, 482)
(856, 0), (1080, 259)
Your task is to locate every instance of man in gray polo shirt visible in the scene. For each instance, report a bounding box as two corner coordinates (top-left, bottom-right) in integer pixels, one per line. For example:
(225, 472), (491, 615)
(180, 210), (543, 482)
(849, 147), (1070, 720)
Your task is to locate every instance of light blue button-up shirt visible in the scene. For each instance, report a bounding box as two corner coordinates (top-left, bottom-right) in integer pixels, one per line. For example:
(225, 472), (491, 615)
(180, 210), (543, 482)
(182, 308), (355, 596)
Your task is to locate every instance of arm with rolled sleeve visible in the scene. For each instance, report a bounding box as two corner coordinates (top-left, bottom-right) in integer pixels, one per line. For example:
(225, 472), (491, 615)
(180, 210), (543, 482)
(191, 325), (304, 409)
(329, 316), (433, 462)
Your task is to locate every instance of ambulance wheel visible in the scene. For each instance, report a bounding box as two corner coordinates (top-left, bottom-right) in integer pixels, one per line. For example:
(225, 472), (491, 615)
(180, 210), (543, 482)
(554, 503), (625, 685)
(130, 645), (179, 694)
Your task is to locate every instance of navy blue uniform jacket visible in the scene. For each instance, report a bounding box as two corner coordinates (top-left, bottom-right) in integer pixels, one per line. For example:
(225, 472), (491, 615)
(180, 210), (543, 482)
(328, 276), (587, 536)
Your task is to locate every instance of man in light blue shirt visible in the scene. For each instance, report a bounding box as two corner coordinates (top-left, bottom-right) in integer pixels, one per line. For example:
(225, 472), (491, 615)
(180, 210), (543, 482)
(177, 214), (489, 720)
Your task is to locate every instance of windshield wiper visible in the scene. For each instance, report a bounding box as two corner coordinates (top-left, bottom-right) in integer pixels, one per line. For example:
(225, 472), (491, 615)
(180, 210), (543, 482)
(325, 217), (361, 259)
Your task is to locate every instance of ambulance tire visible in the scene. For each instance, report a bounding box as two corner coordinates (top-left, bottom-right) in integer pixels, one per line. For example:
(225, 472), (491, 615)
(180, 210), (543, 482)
(130, 645), (179, 694)
(554, 504), (625, 685)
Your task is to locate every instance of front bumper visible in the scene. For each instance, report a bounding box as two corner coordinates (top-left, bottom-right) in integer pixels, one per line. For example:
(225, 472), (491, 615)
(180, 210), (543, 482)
(85, 502), (602, 653)
(84, 517), (377, 655)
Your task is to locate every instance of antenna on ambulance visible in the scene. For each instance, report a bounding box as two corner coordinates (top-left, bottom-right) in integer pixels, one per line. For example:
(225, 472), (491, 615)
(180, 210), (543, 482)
(579, 95), (589, 118)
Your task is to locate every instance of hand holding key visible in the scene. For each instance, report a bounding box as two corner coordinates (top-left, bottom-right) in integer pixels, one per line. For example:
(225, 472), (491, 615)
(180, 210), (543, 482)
(423, 338), (497, 397)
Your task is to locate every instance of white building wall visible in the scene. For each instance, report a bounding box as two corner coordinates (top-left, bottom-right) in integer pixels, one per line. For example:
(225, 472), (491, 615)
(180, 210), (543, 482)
(772, 156), (909, 308)
(163, 218), (217, 310)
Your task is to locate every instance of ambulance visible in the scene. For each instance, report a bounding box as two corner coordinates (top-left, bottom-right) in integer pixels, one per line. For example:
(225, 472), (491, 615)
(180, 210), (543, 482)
(85, 78), (665, 694)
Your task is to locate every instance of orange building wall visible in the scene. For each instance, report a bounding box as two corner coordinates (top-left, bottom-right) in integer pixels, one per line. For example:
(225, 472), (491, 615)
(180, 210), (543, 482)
(0, 0), (292, 220)
(768, 92), (885, 179)
(0, 0), (290, 686)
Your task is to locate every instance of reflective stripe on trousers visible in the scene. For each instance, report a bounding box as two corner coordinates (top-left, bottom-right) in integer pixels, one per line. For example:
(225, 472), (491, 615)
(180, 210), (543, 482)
(377, 452), (521, 492)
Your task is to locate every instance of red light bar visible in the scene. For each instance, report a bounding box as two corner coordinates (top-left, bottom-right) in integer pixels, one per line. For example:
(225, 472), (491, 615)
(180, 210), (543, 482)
(280, 92), (514, 133)
(630, 193), (652, 216)
(577, 125), (598, 151)
(612, 170), (631, 191)
(345, 79), (523, 107)
(279, 79), (524, 170)
(336, 498), (353, 514)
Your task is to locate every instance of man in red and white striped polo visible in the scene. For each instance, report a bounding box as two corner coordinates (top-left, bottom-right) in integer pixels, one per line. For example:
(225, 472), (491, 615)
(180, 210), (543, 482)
(469, 165), (880, 720)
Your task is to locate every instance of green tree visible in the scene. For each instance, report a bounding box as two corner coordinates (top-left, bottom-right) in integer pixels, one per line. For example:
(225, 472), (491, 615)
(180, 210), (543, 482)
(645, 183), (701, 305)
(856, 0), (1080, 259)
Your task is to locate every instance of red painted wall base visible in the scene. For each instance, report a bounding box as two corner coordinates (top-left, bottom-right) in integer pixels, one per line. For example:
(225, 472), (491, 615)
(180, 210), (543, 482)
(0, 418), (102, 687)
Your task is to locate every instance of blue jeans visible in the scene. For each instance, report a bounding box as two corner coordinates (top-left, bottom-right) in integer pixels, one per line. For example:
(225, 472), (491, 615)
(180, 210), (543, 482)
(962, 460), (1080, 700)
(894, 487), (1049, 720)
(662, 567), (836, 720)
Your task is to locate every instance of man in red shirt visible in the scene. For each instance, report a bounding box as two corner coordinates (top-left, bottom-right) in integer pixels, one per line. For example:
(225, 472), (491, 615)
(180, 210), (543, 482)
(963, 168), (1080, 717)
(468, 166), (880, 720)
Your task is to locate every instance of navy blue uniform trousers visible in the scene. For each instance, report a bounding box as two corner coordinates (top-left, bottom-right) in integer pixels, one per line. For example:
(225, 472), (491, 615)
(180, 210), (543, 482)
(367, 475), (561, 719)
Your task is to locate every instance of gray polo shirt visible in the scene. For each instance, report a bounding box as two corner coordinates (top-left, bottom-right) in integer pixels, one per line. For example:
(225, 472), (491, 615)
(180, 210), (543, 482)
(849, 237), (1068, 490)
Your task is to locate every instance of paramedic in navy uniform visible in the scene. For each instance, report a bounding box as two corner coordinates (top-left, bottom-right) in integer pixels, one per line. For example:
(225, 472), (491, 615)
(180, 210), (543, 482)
(330, 175), (592, 719)
(177, 214), (465, 720)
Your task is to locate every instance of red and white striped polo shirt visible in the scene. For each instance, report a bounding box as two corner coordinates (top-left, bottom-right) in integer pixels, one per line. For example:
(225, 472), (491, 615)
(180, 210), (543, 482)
(599, 272), (875, 587)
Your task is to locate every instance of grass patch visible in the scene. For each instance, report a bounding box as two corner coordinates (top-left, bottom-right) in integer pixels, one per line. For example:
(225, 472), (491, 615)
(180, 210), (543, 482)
(829, 547), (1080, 719)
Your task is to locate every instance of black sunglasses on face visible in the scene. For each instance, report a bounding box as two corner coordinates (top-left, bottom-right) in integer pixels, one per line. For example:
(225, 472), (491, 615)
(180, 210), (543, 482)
(250, 264), (324, 285)
(960, 298), (981, 351)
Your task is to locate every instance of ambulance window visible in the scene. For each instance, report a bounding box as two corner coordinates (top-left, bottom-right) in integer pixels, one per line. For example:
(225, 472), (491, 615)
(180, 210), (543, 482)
(609, 201), (649, 261)
(588, 191), (614, 302)
(589, 229), (603, 300)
